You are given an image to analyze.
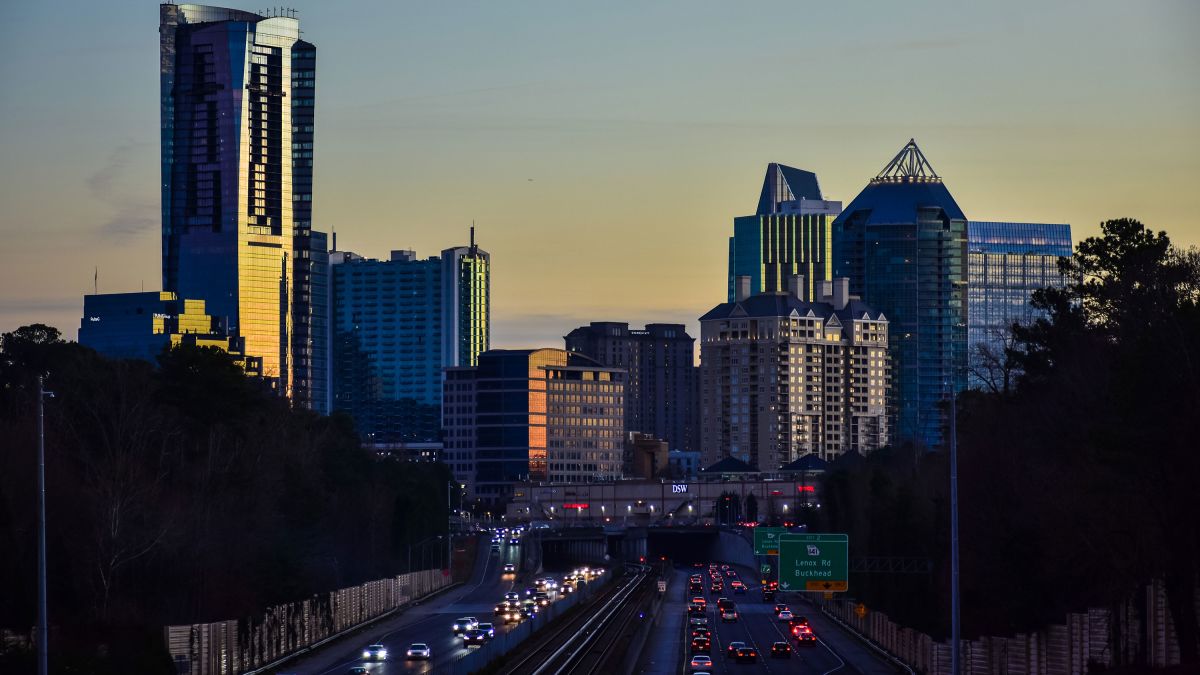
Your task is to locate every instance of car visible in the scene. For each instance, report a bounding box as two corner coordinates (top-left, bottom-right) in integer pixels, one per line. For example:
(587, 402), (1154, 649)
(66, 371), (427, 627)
(726, 641), (745, 658)
(687, 603), (705, 616)
(463, 629), (487, 646)
(721, 609), (738, 622)
(490, 544), (500, 552)
(476, 622), (495, 639)
(724, 568), (736, 577)
(774, 603), (788, 615)
(710, 583), (723, 594)
(405, 643), (431, 660)
(794, 615), (810, 627)
(505, 591), (520, 602)
(795, 626), (818, 646)
(770, 641), (792, 658)
(494, 602), (510, 615)
(688, 615), (708, 627)
(362, 643), (388, 660)
(502, 563), (516, 573)
(778, 609), (794, 621)
(734, 646), (758, 663)
(691, 596), (707, 607)
(524, 587), (538, 597)
(689, 654), (713, 671)
(348, 668), (368, 674)
(716, 598), (734, 612)
(561, 581), (575, 593)
(690, 626), (711, 639)
(534, 592), (550, 606)
(452, 617), (478, 635)
(731, 581), (746, 594)
(509, 538), (519, 545)
(691, 636), (711, 652)
(721, 564), (730, 570)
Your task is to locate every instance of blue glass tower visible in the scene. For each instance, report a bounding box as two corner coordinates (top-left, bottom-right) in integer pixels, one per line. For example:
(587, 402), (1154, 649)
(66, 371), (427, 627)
(966, 222), (1072, 376)
(728, 163), (840, 302)
(833, 140), (968, 451)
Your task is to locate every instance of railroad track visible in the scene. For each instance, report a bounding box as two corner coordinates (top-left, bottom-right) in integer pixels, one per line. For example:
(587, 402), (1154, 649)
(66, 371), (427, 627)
(502, 564), (652, 675)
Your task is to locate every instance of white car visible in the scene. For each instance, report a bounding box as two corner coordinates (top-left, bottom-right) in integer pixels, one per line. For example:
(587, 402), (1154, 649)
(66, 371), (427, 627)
(689, 654), (713, 671)
(362, 643), (387, 660)
(778, 609), (794, 621)
(405, 643), (431, 660)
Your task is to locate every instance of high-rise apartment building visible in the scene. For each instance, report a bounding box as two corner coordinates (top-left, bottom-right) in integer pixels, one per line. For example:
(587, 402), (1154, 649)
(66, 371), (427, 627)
(832, 140), (968, 451)
(331, 239), (489, 444)
(564, 322), (697, 453)
(967, 222), (1072, 372)
(159, 4), (326, 401)
(699, 278), (890, 470)
(443, 349), (624, 502)
(728, 163), (841, 302)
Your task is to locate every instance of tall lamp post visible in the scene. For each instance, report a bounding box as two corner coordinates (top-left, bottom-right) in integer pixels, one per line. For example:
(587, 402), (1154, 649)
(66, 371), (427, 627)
(37, 375), (53, 675)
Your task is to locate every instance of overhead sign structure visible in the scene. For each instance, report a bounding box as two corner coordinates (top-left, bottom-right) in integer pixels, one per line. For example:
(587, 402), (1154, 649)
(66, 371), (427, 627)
(778, 533), (849, 593)
(753, 527), (787, 555)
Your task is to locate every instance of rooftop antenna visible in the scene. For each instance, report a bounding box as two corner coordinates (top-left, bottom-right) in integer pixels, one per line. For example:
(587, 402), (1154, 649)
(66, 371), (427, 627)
(332, 226), (337, 252)
(93, 267), (98, 295)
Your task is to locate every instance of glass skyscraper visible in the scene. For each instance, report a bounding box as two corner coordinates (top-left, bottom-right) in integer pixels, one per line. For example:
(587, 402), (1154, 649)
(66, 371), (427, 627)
(967, 222), (1072, 374)
(728, 163), (840, 302)
(331, 238), (490, 444)
(159, 4), (326, 401)
(833, 140), (968, 451)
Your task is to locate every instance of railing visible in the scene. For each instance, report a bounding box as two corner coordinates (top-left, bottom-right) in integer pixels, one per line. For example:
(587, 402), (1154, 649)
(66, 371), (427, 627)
(440, 568), (614, 674)
(815, 578), (1191, 674)
(164, 568), (452, 675)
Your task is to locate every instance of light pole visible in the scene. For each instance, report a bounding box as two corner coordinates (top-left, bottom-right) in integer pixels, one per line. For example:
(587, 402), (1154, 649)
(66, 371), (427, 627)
(37, 375), (52, 675)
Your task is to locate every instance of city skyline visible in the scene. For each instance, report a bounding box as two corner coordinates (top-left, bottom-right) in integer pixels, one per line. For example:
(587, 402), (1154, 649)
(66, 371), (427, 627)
(2, 1), (1198, 349)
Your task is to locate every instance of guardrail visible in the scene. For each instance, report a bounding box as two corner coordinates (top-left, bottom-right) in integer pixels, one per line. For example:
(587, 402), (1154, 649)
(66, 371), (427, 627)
(439, 568), (615, 674)
(164, 568), (452, 675)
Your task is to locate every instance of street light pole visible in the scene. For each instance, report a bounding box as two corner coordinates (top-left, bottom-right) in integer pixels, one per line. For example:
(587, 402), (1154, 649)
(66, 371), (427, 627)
(950, 384), (961, 675)
(36, 375), (50, 675)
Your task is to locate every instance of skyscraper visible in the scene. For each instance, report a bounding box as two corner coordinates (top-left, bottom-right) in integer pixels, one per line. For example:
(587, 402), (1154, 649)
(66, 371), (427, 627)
(832, 140), (968, 451)
(728, 163), (841, 302)
(159, 4), (326, 399)
(443, 349), (624, 502)
(966, 221), (1072, 386)
(564, 322), (697, 453)
(331, 239), (490, 444)
(699, 278), (890, 470)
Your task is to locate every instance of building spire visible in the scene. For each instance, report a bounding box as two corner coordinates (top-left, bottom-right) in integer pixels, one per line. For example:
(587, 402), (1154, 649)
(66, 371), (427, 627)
(872, 139), (941, 184)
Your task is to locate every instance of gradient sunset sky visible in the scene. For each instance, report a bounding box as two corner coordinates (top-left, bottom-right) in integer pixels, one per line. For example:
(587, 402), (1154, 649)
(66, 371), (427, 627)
(2, 1), (1197, 347)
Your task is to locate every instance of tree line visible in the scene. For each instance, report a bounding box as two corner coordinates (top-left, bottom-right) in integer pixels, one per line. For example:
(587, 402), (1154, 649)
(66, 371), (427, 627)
(808, 219), (1200, 666)
(0, 335), (453, 673)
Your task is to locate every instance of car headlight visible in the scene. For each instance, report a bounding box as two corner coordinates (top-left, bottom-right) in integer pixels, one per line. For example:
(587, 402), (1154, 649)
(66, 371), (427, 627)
(363, 651), (370, 657)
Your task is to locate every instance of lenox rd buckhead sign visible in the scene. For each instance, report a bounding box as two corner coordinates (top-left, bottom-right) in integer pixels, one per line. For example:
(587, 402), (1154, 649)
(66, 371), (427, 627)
(778, 533), (849, 592)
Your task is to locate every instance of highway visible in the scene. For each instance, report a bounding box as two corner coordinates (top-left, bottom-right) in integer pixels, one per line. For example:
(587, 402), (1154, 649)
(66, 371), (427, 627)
(285, 535), (536, 674)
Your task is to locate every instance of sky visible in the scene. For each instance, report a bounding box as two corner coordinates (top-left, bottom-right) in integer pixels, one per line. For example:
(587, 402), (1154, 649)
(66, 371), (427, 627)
(1, 1), (1198, 347)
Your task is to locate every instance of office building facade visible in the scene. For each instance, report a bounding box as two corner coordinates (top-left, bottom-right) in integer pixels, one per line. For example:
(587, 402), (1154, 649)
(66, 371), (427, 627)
(564, 322), (697, 453)
(78, 291), (260, 374)
(967, 222), (1072, 370)
(443, 349), (624, 502)
(159, 4), (326, 401)
(699, 278), (890, 470)
(331, 240), (490, 444)
(728, 163), (840, 302)
(832, 140), (967, 451)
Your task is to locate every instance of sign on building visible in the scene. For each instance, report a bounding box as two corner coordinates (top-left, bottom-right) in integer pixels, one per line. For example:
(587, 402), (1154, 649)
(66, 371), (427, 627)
(778, 533), (848, 592)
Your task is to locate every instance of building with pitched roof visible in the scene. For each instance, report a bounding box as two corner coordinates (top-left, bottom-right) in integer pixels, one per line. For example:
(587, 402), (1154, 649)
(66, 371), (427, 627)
(699, 275), (890, 471)
(832, 140), (968, 451)
(727, 163), (841, 302)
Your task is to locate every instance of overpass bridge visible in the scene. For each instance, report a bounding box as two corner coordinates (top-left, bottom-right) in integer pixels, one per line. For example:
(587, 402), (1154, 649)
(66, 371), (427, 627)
(531, 524), (757, 570)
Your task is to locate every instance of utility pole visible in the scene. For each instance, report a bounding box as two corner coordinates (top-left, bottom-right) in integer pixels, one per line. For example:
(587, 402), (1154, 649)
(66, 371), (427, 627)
(37, 375), (51, 675)
(446, 481), (453, 577)
(949, 384), (961, 675)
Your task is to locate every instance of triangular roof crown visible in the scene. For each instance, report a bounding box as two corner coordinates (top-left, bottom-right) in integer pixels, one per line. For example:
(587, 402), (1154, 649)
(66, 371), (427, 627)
(757, 163), (823, 215)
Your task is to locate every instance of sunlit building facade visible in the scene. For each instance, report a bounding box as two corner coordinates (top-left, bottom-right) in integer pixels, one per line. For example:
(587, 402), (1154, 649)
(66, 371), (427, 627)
(443, 349), (625, 502)
(832, 140), (968, 451)
(728, 163), (840, 302)
(700, 278), (890, 470)
(159, 4), (325, 400)
(331, 239), (489, 444)
(966, 222), (1072, 380)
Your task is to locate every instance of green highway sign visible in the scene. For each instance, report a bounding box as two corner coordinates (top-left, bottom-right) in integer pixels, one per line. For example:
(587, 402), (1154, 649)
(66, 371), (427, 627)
(778, 533), (849, 593)
(760, 563), (772, 574)
(754, 527), (787, 555)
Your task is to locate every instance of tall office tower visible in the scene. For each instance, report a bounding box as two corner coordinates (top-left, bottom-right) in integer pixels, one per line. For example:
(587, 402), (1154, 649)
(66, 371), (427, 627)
(443, 349), (625, 502)
(331, 240), (490, 444)
(728, 163), (841, 302)
(699, 277), (890, 470)
(832, 140), (968, 451)
(967, 222), (1072, 383)
(159, 4), (314, 394)
(564, 322), (697, 453)
(304, 230), (330, 413)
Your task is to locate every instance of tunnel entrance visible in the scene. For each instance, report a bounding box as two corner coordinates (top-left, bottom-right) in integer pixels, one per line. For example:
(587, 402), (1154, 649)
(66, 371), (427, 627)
(646, 529), (720, 566)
